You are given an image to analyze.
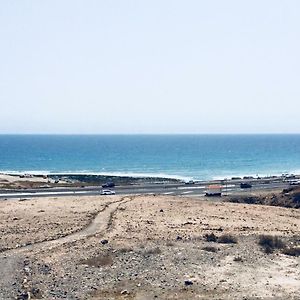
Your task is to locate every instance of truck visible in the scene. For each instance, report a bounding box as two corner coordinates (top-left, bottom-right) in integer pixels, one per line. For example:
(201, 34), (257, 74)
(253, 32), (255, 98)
(205, 185), (222, 197)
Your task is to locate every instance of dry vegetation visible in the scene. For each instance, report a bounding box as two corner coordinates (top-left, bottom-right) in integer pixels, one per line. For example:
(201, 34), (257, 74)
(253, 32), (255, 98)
(228, 186), (300, 209)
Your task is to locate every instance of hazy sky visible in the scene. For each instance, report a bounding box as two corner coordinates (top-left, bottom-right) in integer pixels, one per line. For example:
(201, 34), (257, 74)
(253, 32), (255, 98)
(0, 1), (299, 134)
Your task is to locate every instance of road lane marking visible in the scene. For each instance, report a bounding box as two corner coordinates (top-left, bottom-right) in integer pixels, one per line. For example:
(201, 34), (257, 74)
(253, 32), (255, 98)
(178, 186), (206, 190)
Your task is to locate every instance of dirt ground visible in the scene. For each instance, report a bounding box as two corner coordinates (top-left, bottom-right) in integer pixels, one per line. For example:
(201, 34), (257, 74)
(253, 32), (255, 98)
(0, 194), (299, 299)
(0, 196), (116, 251)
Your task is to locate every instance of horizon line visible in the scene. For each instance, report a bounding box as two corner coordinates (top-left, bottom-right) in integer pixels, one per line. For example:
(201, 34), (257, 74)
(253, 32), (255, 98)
(0, 132), (300, 136)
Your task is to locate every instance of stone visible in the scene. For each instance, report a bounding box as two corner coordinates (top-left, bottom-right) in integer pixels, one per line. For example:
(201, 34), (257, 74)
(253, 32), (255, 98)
(184, 280), (193, 286)
(16, 293), (29, 300)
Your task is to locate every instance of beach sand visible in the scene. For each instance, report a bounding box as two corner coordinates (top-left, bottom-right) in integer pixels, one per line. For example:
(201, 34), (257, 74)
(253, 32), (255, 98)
(0, 194), (299, 299)
(0, 174), (69, 189)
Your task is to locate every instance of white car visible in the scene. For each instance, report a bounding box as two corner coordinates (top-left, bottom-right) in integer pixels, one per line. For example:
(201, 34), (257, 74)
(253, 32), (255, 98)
(100, 189), (116, 195)
(289, 180), (300, 186)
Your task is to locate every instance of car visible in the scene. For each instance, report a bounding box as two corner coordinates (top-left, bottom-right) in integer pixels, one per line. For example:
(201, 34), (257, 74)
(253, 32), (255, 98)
(240, 182), (252, 189)
(100, 189), (116, 195)
(185, 180), (195, 185)
(289, 180), (300, 186)
(102, 182), (115, 188)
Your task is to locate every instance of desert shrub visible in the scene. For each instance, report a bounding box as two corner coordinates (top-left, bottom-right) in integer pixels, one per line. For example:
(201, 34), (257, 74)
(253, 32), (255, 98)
(282, 247), (300, 257)
(258, 235), (286, 254)
(228, 196), (260, 204)
(80, 255), (113, 267)
(118, 247), (133, 253)
(227, 197), (240, 203)
(142, 247), (161, 256)
(242, 197), (260, 204)
(217, 234), (237, 244)
(204, 233), (217, 242)
(202, 246), (218, 252)
(282, 188), (293, 194)
(166, 241), (174, 247)
(292, 192), (300, 203)
(191, 235), (204, 242)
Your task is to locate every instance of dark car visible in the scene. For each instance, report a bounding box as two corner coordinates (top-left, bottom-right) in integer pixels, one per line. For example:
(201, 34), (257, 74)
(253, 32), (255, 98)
(102, 182), (115, 188)
(240, 182), (252, 189)
(185, 180), (195, 185)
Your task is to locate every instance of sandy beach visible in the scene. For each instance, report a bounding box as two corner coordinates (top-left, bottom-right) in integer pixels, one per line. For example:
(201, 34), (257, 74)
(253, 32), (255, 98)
(0, 191), (299, 299)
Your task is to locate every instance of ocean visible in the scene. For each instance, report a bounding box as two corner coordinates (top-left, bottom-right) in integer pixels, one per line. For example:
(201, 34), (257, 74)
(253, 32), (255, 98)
(0, 134), (299, 181)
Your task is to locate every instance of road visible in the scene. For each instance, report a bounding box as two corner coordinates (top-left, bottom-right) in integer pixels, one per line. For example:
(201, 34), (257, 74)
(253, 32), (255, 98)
(0, 179), (290, 199)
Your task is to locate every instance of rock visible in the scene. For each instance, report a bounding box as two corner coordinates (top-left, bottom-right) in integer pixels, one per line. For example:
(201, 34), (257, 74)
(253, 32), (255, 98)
(39, 264), (51, 275)
(101, 239), (108, 245)
(24, 266), (31, 276)
(184, 280), (193, 286)
(121, 289), (129, 295)
(159, 209), (164, 212)
(16, 292), (29, 300)
(176, 236), (182, 241)
(31, 287), (42, 298)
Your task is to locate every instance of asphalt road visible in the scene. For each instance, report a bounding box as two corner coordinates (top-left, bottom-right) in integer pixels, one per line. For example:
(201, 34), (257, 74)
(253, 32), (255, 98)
(0, 180), (290, 199)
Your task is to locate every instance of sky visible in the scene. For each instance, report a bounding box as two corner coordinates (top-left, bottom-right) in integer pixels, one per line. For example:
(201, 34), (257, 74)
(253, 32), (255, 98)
(0, 1), (299, 134)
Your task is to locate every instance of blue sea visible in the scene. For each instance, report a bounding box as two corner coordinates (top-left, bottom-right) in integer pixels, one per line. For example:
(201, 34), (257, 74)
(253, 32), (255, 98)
(0, 135), (300, 181)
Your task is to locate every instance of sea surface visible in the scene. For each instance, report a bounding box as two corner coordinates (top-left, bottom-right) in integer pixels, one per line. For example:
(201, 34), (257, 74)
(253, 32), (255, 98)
(0, 135), (300, 181)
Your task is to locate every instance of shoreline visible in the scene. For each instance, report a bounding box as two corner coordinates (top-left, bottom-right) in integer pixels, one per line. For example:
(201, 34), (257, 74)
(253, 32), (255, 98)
(1, 171), (299, 183)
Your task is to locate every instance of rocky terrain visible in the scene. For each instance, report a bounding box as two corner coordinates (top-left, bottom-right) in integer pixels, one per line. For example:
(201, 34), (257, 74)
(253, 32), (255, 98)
(228, 186), (300, 209)
(0, 194), (299, 299)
